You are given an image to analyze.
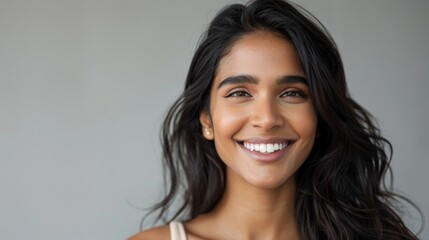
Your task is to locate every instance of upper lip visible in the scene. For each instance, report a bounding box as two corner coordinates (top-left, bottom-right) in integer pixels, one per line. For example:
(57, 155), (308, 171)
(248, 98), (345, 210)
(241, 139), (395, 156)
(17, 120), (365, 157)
(237, 137), (292, 144)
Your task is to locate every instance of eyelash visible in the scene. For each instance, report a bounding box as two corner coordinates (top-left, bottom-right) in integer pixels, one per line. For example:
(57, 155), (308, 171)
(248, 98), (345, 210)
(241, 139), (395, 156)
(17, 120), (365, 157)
(225, 89), (307, 99)
(225, 90), (251, 98)
(280, 90), (307, 98)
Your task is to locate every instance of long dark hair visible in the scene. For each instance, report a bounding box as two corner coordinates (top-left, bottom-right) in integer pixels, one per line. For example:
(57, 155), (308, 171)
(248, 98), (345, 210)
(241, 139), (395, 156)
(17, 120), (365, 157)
(143, 0), (422, 239)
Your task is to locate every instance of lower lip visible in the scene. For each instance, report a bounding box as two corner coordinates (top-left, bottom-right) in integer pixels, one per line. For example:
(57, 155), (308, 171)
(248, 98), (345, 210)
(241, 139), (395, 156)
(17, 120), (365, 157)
(237, 142), (291, 163)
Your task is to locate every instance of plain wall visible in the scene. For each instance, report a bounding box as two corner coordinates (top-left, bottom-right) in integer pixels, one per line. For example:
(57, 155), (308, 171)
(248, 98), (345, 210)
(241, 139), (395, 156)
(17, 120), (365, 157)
(0, 0), (427, 239)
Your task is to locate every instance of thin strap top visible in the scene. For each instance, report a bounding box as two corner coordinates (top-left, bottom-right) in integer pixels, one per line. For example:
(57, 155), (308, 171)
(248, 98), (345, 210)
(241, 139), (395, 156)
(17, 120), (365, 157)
(169, 221), (187, 240)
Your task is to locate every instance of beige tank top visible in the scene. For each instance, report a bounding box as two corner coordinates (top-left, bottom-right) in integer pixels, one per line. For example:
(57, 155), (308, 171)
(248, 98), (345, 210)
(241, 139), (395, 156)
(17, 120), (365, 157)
(169, 221), (187, 240)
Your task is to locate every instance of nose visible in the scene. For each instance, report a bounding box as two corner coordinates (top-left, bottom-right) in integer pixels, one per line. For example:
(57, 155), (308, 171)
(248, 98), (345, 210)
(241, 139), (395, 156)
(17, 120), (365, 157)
(249, 97), (284, 131)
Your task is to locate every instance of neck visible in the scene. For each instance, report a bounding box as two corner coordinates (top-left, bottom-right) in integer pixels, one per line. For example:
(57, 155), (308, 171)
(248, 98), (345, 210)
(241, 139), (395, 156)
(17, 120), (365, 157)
(210, 171), (299, 240)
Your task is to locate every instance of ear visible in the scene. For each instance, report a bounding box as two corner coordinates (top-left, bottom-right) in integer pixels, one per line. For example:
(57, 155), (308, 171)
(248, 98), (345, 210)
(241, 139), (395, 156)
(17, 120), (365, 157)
(199, 111), (214, 140)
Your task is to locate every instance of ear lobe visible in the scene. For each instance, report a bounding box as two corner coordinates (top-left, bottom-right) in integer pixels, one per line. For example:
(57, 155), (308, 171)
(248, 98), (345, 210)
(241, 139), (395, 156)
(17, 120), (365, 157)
(199, 111), (214, 140)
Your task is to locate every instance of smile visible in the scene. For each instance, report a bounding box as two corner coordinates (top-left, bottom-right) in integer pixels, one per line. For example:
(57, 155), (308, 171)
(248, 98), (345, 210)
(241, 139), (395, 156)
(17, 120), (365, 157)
(242, 141), (290, 154)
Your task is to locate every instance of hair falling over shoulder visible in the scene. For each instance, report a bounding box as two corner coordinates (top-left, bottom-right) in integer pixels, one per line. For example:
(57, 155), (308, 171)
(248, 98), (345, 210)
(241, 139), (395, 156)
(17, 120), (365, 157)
(141, 0), (423, 239)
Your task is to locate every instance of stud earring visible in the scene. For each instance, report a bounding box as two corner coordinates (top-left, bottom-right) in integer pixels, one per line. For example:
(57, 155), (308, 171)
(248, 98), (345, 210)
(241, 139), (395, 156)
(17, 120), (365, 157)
(204, 128), (211, 135)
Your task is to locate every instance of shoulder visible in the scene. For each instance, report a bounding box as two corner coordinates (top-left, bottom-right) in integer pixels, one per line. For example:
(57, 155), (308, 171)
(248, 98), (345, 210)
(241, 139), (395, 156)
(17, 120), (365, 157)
(128, 225), (170, 240)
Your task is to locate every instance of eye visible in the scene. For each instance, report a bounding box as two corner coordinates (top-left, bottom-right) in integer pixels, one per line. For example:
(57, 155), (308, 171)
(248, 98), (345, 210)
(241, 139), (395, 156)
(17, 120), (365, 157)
(225, 90), (252, 98)
(281, 89), (306, 97)
(282, 91), (303, 97)
(280, 89), (307, 103)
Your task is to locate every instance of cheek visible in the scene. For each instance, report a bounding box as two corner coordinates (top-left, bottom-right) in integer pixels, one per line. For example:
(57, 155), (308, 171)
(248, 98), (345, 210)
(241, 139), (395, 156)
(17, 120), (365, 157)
(211, 104), (247, 136)
(211, 106), (247, 160)
(289, 106), (318, 144)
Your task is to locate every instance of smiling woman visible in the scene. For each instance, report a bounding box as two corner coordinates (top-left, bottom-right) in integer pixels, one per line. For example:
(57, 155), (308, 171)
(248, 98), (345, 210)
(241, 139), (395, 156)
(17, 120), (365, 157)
(129, 0), (421, 239)
(200, 32), (317, 191)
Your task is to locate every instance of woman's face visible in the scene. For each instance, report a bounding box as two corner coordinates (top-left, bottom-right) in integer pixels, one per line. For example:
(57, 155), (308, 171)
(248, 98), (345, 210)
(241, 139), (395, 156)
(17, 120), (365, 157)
(200, 32), (317, 189)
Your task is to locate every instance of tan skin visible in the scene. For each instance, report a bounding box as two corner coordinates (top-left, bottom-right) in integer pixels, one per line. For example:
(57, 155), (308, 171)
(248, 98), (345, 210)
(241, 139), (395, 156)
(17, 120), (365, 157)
(129, 31), (317, 240)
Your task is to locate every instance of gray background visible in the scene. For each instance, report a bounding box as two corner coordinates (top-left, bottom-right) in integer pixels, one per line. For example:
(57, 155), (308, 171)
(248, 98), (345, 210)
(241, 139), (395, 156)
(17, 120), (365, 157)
(0, 0), (427, 239)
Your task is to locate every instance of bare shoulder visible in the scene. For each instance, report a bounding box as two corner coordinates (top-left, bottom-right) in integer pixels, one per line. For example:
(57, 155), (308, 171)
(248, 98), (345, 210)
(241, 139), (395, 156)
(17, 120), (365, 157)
(128, 225), (170, 240)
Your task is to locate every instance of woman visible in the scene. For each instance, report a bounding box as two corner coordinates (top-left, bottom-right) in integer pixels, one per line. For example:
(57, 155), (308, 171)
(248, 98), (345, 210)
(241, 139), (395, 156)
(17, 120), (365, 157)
(130, 0), (420, 239)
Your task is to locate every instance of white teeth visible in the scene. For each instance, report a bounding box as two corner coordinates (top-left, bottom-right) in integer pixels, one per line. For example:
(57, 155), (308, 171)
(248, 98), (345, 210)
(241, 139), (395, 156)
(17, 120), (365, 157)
(259, 144), (266, 153)
(267, 144), (274, 153)
(242, 141), (289, 154)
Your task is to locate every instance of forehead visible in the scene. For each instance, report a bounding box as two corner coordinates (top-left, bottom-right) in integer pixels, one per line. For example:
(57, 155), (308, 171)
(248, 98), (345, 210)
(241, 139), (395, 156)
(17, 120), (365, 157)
(214, 32), (305, 83)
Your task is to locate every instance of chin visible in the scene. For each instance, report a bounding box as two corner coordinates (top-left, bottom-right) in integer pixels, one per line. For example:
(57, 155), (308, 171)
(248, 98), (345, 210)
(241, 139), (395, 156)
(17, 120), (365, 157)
(245, 174), (295, 190)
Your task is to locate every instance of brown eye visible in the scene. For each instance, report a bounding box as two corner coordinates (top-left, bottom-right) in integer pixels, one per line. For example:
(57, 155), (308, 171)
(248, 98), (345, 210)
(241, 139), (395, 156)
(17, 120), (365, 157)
(279, 89), (308, 104)
(225, 90), (252, 98)
(281, 90), (306, 98)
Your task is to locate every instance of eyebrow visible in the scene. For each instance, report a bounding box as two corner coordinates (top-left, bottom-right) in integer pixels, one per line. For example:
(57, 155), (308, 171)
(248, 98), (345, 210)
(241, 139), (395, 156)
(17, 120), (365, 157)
(217, 75), (308, 89)
(277, 75), (308, 85)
